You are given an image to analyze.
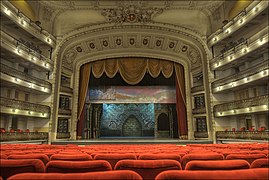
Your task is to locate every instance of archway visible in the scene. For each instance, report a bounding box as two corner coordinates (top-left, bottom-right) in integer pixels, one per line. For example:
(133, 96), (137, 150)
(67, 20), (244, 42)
(122, 115), (142, 137)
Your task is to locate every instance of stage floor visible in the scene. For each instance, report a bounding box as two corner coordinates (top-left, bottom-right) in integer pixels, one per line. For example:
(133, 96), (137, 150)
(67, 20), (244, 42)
(52, 138), (213, 145)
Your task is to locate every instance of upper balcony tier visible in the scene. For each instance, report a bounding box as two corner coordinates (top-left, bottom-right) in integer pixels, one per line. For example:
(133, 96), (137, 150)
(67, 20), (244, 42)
(1, 31), (53, 72)
(0, 63), (52, 94)
(214, 94), (268, 117)
(208, 1), (268, 47)
(1, 1), (56, 48)
(210, 26), (268, 71)
(0, 97), (50, 118)
(212, 60), (268, 93)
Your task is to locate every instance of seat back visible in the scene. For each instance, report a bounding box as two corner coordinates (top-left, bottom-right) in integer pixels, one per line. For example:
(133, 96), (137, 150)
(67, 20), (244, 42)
(8, 154), (49, 165)
(0, 159), (45, 179)
(138, 153), (181, 163)
(226, 153), (266, 164)
(185, 160), (250, 170)
(94, 153), (137, 169)
(181, 153), (224, 169)
(155, 168), (269, 180)
(251, 158), (269, 168)
(8, 170), (142, 180)
(46, 160), (112, 173)
(115, 159), (181, 180)
(50, 153), (92, 161)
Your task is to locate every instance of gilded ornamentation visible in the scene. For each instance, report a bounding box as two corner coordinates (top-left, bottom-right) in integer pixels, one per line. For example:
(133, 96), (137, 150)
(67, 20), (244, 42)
(101, 2), (163, 24)
(63, 50), (77, 64)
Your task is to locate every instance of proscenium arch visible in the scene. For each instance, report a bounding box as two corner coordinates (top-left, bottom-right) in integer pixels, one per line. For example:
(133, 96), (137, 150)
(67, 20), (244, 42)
(51, 23), (212, 141)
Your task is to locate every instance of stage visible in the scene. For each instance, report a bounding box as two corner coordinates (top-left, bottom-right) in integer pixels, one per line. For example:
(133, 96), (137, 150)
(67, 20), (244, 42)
(51, 137), (213, 145)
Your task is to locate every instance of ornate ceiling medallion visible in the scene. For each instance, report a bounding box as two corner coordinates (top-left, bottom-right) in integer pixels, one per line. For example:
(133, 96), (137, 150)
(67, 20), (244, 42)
(101, 2), (163, 25)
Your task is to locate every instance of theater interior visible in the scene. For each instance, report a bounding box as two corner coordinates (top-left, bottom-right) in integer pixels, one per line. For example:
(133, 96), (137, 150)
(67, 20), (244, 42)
(0, 0), (268, 179)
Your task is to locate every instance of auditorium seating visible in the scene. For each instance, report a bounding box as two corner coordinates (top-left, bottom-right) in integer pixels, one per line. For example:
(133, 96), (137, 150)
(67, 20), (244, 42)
(226, 153), (267, 164)
(251, 158), (269, 168)
(8, 170), (142, 180)
(138, 153), (181, 163)
(50, 153), (92, 161)
(94, 153), (137, 169)
(46, 160), (112, 173)
(114, 159), (181, 179)
(181, 153), (224, 169)
(0, 159), (45, 179)
(185, 160), (250, 170)
(8, 154), (50, 165)
(155, 168), (269, 180)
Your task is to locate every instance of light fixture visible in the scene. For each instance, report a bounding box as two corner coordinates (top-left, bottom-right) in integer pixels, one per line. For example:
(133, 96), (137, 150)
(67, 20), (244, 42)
(217, 86), (222, 91)
(43, 87), (46, 91)
(12, 109), (17, 112)
(4, 7), (10, 15)
(244, 77), (249, 82)
(263, 105), (268, 109)
(17, 48), (21, 53)
(46, 37), (50, 43)
(226, 29), (230, 34)
(242, 48), (247, 53)
(233, 110), (236, 113)
(20, 18), (25, 25)
(229, 56), (233, 60)
(230, 82), (234, 87)
(15, 78), (20, 82)
(32, 57), (36, 61)
(239, 18), (244, 24)
(255, 7), (259, 12)
(219, 112), (223, 115)
(214, 37), (218, 41)
(28, 83), (33, 88)
(248, 107), (252, 111)
(28, 111), (32, 115)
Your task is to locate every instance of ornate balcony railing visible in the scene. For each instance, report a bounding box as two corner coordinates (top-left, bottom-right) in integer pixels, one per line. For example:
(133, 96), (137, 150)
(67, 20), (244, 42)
(58, 109), (71, 116)
(191, 86), (204, 93)
(214, 95), (268, 112)
(1, 1), (56, 48)
(60, 86), (73, 94)
(56, 132), (70, 139)
(212, 60), (268, 88)
(1, 63), (52, 90)
(216, 131), (269, 141)
(192, 107), (206, 114)
(194, 131), (208, 139)
(0, 132), (48, 142)
(0, 97), (50, 113)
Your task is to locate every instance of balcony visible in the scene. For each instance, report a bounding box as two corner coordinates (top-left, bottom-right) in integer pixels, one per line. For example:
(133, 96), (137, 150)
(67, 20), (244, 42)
(58, 109), (72, 116)
(191, 86), (204, 94)
(194, 131), (208, 139)
(214, 95), (268, 117)
(216, 131), (269, 141)
(0, 63), (52, 94)
(56, 132), (71, 139)
(212, 60), (268, 93)
(192, 107), (206, 115)
(1, 1), (56, 48)
(60, 86), (73, 94)
(0, 132), (48, 142)
(0, 97), (50, 118)
(1, 31), (53, 71)
(210, 27), (268, 70)
(208, 1), (268, 47)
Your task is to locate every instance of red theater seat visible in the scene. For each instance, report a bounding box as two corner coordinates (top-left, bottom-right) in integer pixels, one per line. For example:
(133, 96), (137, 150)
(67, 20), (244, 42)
(46, 160), (112, 173)
(251, 158), (269, 168)
(185, 160), (250, 170)
(8, 154), (49, 165)
(94, 153), (137, 169)
(0, 159), (45, 179)
(181, 153), (224, 169)
(226, 153), (267, 164)
(138, 153), (181, 163)
(50, 153), (92, 161)
(114, 159), (181, 180)
(8, 170), (142, 180)
(0, 154), (7, 159)
(155, 168), (269, 180)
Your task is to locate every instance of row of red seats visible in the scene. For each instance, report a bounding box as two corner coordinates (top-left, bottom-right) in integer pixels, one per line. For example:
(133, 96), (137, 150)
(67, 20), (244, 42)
(0, 129), (30, 133)
(1, 158), (268, 180)
(3, 167), (269, 179)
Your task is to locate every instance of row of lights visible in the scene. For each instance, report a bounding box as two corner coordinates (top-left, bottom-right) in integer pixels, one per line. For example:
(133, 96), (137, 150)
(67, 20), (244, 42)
(15, 47), (50, 69)
(214, 36), (267, 69)
(12, 109), (47, 117)
(3, 5), (52, 44)
(211, 2), (263, 45)
(13, 77), (48, 92)
(217, 105), (268, 116)
(215, 69), (268, 92)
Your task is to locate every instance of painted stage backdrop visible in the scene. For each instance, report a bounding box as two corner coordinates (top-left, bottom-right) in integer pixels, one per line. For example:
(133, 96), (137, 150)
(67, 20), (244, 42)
(88, 86), (176, 103)
(100, 103), (155, 137)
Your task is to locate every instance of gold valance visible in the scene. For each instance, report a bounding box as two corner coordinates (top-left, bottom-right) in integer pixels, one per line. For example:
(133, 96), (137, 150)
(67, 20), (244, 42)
(91, 58), (174, 85)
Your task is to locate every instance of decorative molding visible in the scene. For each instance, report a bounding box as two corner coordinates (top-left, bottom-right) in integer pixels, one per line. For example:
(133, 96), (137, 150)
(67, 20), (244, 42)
(0, 132), (48, 142)
(101, 2), (163, 24)
(216, 131), (269, 141)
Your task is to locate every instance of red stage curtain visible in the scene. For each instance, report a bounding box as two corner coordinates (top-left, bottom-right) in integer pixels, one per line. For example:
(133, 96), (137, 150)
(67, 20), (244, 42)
(77, 63), (91, 137)
(175, 63), (187, 139)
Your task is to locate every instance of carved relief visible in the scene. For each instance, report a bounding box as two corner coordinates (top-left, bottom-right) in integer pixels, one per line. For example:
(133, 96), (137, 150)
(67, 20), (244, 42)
(63, 49), (77, 65)
(42, 6), (54, 22)
(187, 48), (201, 67)
(101, 2), (163, 24)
